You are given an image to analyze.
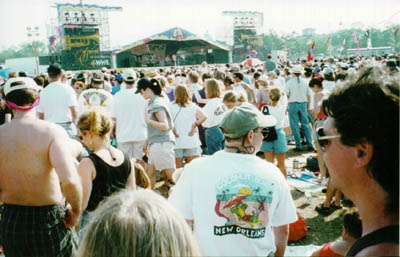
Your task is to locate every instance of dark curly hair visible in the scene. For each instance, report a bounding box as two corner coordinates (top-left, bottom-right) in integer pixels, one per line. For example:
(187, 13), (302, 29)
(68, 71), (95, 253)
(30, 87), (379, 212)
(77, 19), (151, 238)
(322, 66), (399, 214)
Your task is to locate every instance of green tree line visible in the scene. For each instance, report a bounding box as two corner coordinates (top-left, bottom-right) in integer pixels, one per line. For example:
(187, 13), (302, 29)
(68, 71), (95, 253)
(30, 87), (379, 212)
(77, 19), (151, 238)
(263, 26), (399, 58)
(0, 41), (48, 63)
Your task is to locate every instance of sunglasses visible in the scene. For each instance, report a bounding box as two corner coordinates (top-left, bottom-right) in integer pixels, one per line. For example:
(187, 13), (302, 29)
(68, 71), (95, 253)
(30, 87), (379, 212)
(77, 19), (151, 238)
(315, 127), (340, 151)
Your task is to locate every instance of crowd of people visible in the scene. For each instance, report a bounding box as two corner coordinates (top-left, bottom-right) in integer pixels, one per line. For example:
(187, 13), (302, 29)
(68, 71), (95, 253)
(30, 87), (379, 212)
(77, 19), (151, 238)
(0, 54), (398, 256)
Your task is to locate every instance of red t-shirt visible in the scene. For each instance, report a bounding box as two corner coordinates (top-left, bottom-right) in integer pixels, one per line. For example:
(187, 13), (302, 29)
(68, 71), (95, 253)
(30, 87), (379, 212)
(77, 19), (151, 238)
(319, 242), (343, 257)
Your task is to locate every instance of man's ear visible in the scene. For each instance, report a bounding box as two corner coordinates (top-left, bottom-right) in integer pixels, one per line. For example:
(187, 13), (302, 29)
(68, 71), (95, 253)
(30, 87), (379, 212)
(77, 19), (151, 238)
(353, 139), (373, 169)
(246, 130), (254, 144)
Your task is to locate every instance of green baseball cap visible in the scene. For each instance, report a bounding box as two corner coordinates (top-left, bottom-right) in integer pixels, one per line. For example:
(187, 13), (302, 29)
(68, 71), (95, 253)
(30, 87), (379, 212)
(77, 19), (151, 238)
(220, 105), (277, 139)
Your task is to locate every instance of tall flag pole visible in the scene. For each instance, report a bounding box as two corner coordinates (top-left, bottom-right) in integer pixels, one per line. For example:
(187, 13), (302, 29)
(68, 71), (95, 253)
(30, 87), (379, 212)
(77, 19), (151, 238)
(340, 39), (346, 55)
(365, 29), (372, 50)
(327, 37), (332, 54)
(352, 32), (361, 56)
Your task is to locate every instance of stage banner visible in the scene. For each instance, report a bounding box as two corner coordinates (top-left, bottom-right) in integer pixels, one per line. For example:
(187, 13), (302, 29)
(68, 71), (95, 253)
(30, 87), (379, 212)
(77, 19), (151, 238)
(61, 27), (111, 70)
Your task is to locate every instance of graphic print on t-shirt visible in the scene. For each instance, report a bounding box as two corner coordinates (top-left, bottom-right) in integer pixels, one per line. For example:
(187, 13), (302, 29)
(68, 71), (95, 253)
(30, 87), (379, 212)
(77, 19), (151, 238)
(214, 173), (274, 239)
(214, 105), (226, 116)
(82, 90), (108, 107)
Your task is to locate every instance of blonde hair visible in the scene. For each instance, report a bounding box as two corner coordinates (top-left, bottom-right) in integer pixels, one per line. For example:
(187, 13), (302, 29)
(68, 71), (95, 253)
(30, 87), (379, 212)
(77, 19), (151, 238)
(223, 90), (237, 104)
(156, 76), (168, 89)
(77, 189), (200, 257)
(174, 85), (191, 107)
(134, 163), (151, 189)
(236, 91), (248, 103)
(269, 87), (281, 102)
(188, 71), (199, 83)
(205, 78), (222, 99)
(77, 109), (112, 138)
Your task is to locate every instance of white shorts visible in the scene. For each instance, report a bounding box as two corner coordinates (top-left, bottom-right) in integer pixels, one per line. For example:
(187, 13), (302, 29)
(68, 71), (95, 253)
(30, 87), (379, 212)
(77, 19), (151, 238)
(117, 140), (146, 160)
(148, 141), (176, 170)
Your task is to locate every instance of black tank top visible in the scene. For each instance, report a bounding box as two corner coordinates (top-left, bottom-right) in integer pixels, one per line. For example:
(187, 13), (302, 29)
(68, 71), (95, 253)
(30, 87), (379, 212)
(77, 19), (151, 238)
(86, 153), (131, 211)
(346, 225), (399, 256)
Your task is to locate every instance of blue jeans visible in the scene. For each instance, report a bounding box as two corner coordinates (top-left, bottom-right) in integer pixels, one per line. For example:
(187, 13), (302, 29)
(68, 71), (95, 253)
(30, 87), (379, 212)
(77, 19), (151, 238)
(204, 126), (224, 155)
(288, 102), (313, 149)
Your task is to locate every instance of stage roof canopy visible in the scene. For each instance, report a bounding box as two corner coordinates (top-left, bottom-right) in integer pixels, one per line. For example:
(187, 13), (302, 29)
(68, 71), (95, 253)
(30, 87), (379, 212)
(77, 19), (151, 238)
(114, 27), (230, 54)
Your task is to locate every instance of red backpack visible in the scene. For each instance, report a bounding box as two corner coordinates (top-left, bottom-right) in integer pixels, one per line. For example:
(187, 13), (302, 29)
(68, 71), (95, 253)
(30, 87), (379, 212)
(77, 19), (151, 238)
(288, 213), (308, 242)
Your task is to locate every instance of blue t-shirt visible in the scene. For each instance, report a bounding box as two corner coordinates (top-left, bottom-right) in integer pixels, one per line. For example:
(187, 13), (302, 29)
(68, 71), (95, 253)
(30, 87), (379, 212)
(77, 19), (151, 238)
(111, 84), (121, 95)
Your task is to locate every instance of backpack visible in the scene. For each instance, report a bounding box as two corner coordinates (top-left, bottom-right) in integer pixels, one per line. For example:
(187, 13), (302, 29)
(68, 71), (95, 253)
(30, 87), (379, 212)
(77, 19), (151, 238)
(306, 156), (319, 172)
(288, 213), (308, 242)
(259, 104), (278, 142)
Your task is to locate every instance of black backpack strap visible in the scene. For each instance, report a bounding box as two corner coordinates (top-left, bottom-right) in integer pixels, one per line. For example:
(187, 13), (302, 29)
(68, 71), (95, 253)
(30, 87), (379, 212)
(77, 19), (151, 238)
(346, 225), (399, 256)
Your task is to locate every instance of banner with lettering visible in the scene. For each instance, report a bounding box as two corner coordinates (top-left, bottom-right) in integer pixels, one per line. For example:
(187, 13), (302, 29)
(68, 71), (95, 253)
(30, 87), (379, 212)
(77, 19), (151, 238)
(61, 27), (111, 70)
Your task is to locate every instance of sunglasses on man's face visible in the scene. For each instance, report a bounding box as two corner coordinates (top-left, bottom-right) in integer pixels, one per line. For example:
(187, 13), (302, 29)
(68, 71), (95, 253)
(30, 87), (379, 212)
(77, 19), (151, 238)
(315, 127), (340, 151)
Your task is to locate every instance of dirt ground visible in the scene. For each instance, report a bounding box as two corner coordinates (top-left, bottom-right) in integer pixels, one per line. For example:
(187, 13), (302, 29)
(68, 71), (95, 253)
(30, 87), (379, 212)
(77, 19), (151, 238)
(285, 145), (354, 247)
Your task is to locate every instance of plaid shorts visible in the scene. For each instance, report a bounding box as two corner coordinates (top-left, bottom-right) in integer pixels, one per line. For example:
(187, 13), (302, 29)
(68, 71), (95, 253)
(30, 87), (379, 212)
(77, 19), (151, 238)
(0, 204), (77, 257)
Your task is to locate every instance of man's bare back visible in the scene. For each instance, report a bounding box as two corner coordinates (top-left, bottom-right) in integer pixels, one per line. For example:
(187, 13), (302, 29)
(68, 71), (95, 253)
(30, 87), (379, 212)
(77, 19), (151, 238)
(0, 117), (77, 206)
(0, 75), (83, 257)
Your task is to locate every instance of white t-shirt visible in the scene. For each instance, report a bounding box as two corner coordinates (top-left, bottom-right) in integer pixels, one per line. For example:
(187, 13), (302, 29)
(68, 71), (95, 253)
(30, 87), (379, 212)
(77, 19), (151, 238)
(202, 98), (227, 128)
(169, 151), (297, 257)
(103, 81), (112, 93)
(270, 79), (283, 91)
(232, 83), (248, 100)
(120, 82), (127, 91)
(188, 83), (201, 97)
(261, 92), (287, 130)
(172, 76), (185, 87)
(285, 77), (311, 103)
(261, 104), (286, 129)
(278, 76), (286, 91)
(199, 67), (209, 74)
(37, 81), (77, 123)
(77, 88), (114, 115)
(170, 102), (201, 149)
(111, 88), (148, 143)
(322, 80), (335, 94)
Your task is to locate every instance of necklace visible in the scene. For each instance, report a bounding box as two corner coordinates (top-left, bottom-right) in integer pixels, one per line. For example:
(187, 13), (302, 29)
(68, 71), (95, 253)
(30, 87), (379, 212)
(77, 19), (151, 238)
(94, 145), (116, 161)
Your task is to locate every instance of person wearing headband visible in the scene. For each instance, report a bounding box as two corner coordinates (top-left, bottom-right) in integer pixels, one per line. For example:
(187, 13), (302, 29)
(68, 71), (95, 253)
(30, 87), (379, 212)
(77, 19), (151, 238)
(0, 77), (83, 257)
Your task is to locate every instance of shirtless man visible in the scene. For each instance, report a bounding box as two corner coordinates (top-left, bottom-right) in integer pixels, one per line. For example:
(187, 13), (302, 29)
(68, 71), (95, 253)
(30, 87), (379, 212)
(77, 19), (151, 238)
(0, 77), (82, 257)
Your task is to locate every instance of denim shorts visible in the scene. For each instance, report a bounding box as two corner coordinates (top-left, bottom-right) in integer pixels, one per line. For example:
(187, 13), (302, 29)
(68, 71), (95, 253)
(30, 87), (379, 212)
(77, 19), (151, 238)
(174, 146), (202, 158)
(260, 128), (288, 154)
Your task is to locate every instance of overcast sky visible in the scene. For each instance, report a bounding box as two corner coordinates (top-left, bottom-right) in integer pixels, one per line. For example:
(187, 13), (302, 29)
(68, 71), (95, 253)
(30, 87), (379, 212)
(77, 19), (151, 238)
(0, 0), (399, 50)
